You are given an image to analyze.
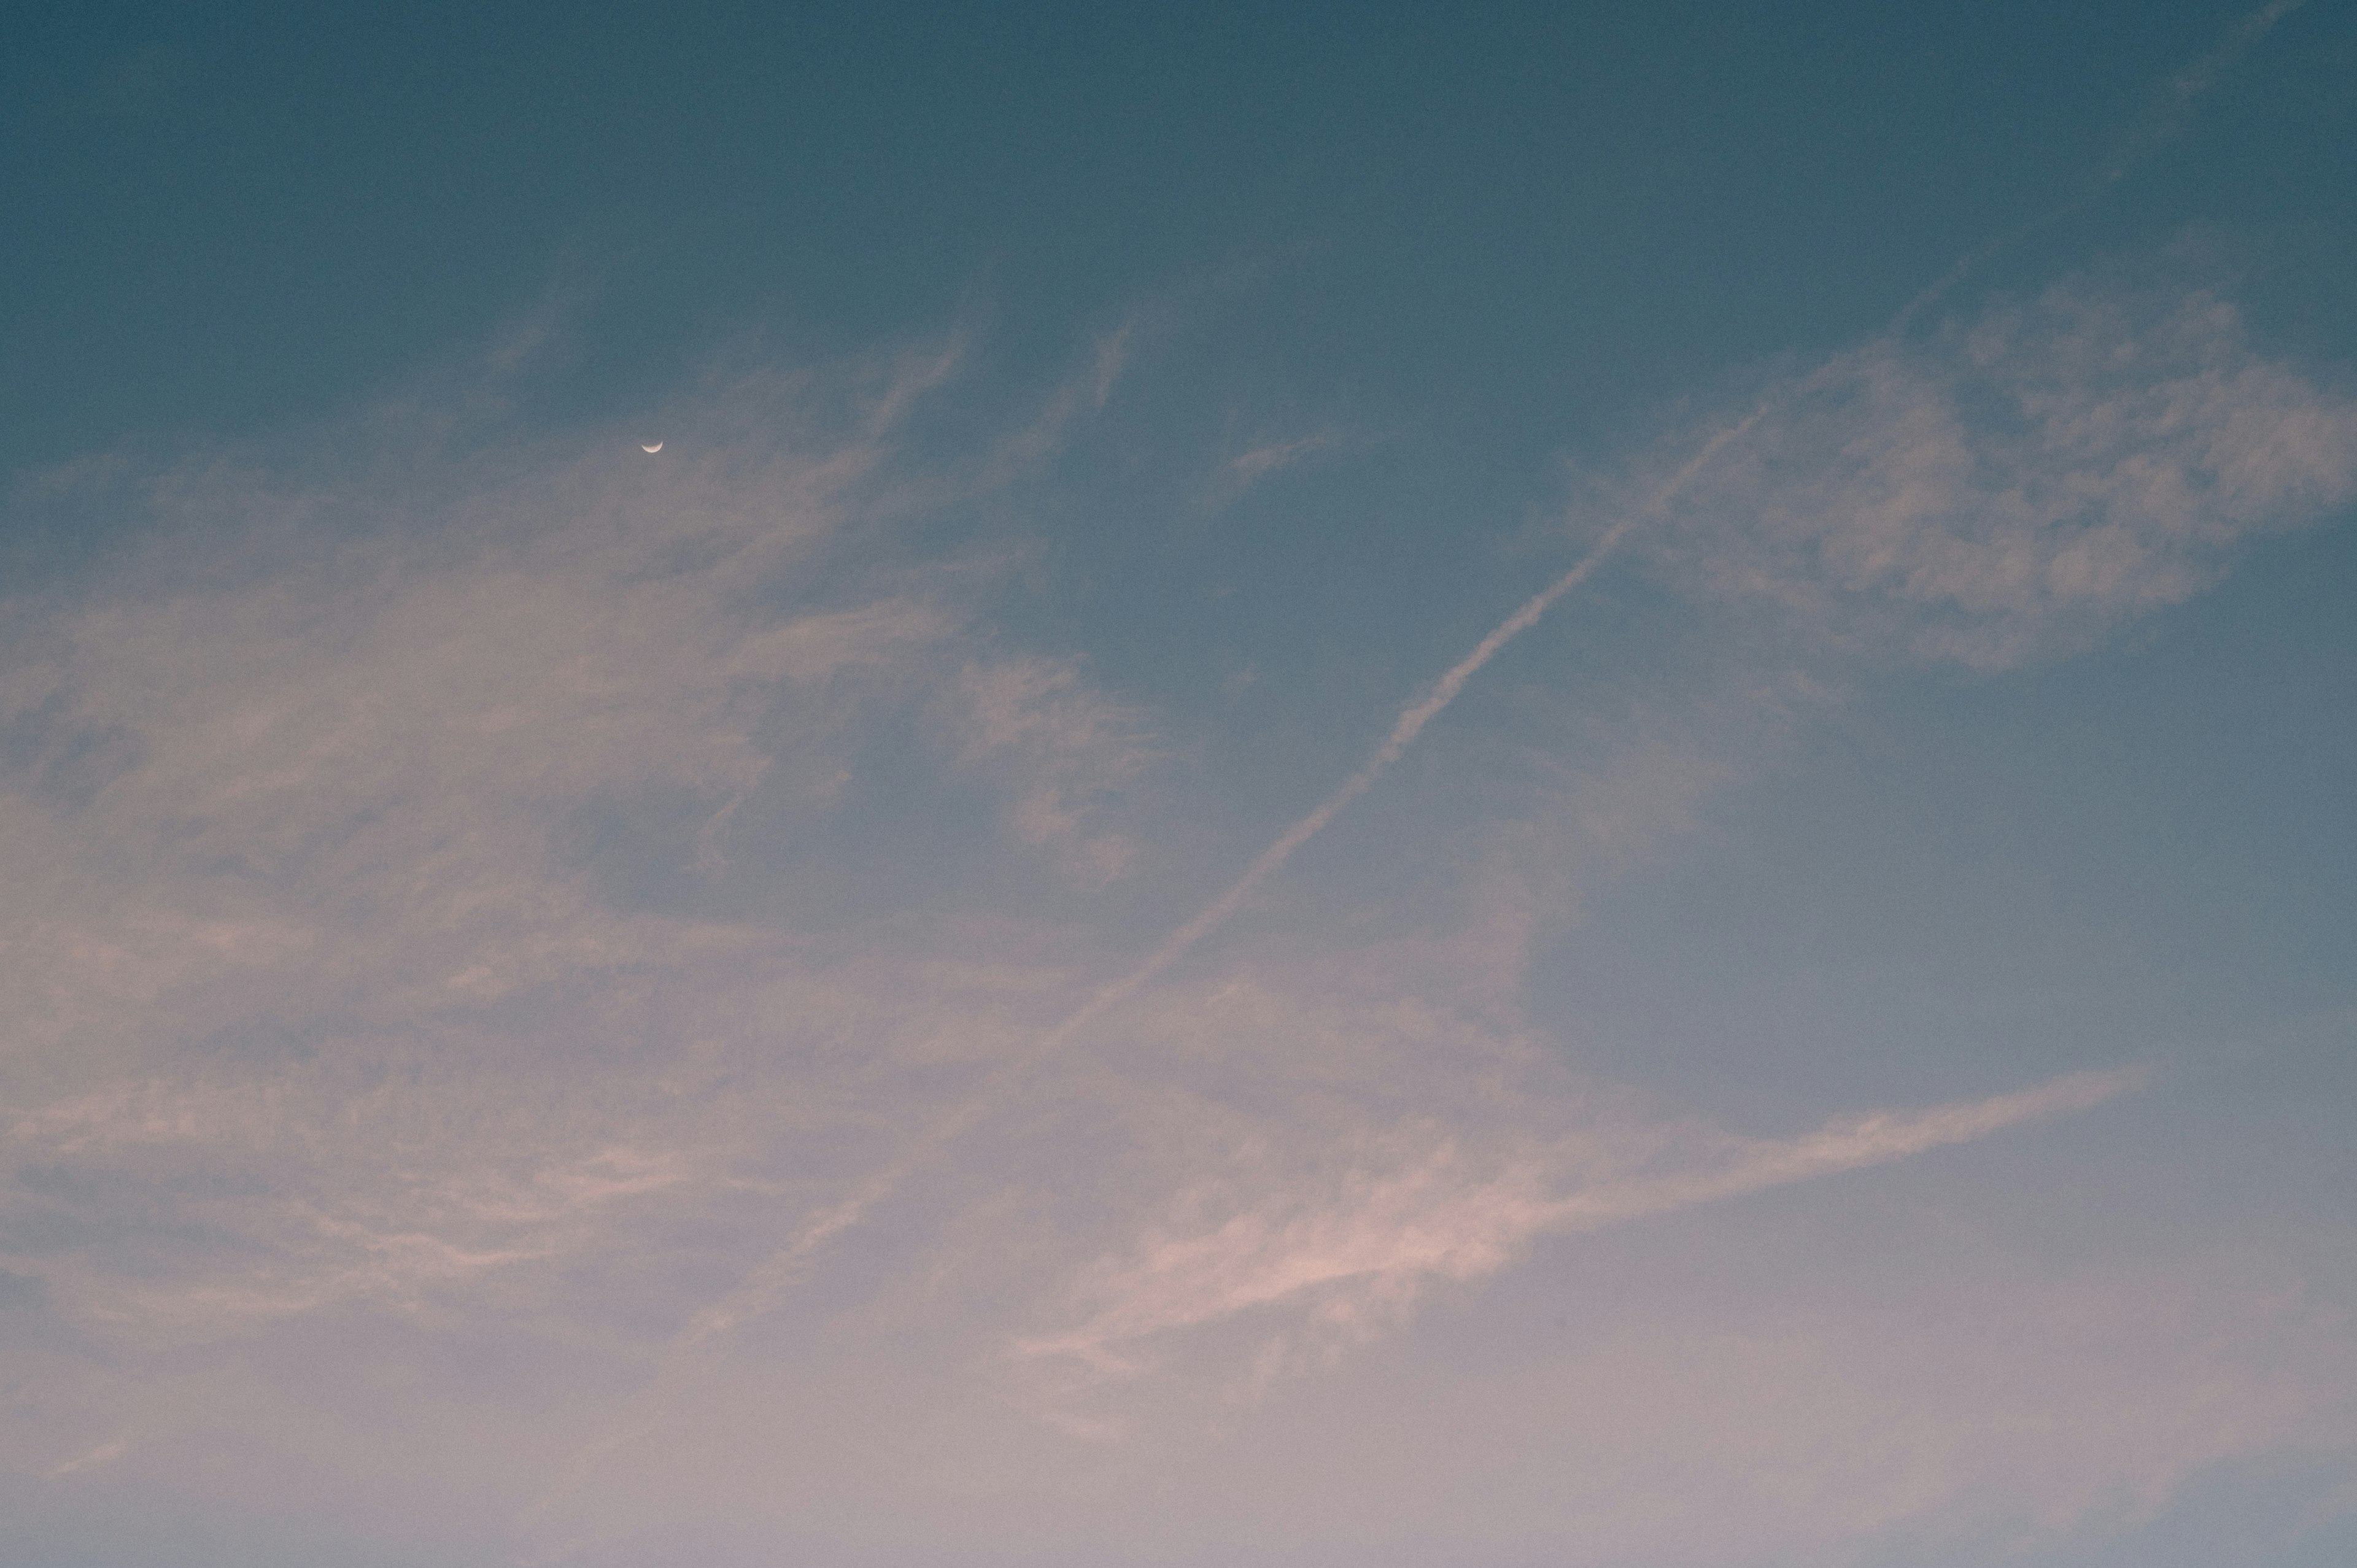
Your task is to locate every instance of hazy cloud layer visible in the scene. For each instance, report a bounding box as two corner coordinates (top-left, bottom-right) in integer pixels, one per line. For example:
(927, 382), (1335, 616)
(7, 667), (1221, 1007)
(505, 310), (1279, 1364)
(3, 262), (2354, 1566)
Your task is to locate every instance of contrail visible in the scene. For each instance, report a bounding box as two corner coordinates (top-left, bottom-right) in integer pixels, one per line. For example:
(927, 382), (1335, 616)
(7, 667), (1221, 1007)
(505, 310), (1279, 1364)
(523, 2), (2299, 1531)
(519, 402), (2045, 1521)
(1026, 400), (1774, 1059)
(656, 528), (1643, 1351)
(653, 393), (1783, 1361)
(632, 1), (2317, 1370)
(1031, 517), (1631, 1050)
(525, 471), (1679, 1525)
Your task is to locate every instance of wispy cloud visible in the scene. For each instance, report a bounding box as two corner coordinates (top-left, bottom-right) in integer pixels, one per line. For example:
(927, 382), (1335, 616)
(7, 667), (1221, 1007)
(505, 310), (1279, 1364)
(1228, 430), (1341, 487)
(527, 256), (2357, 1419)
(42, 1437), (126, 1480)
(1021, 1068), (2144, 1377)
(985, 319), (1137, 480)
(945, 655), (1158, 886)
(1638, 274), (2357, 668)
(1205, 427), (1350, 508)
(0, 332), (1152, 1372)
(2, 252), (2350, 1566)
(977, 257), (2357, 1409)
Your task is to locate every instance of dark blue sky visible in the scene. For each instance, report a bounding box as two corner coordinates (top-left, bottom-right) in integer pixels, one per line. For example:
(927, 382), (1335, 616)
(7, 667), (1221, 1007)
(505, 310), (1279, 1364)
(8, 1), (2348, 468)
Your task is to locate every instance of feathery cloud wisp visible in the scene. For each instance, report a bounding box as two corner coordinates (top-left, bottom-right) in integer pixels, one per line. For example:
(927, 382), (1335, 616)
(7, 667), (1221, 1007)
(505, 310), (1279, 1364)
(1023, 1068), (2145, 1374)
(1643, 278), (2357, 668)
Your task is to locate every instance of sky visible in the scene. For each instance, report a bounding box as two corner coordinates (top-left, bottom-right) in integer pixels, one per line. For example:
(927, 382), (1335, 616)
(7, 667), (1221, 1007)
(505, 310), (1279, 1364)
(2, 3), (2355, 1564)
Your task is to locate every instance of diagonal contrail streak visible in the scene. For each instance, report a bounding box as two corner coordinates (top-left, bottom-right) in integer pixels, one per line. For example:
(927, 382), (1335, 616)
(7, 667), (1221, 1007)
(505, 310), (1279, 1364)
(639, 0), (2313, 1356)
(664, 394), (1782, 1355)
(521, 461), (1721, 1524)
(524, 4), (2302, 1531)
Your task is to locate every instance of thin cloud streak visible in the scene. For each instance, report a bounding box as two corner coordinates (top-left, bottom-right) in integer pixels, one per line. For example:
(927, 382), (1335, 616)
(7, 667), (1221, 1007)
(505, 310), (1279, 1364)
(1536, 1065), (2149, 1233)
(1023, 1067), (2148, 1372)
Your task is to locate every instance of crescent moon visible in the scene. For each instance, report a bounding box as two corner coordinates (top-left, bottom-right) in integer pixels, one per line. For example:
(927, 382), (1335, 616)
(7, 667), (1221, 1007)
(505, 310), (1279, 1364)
(641, 442), (664, 454)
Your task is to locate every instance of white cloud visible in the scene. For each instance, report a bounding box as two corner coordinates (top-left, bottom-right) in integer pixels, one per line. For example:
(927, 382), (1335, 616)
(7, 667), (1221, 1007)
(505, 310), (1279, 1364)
(1643, 276), (2357, 668)
(1020, 1068), (2142, 1378)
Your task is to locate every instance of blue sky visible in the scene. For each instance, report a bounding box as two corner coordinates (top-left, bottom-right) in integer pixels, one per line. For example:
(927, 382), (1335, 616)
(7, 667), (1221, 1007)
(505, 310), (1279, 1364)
(2, 4), (2355, 1565)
